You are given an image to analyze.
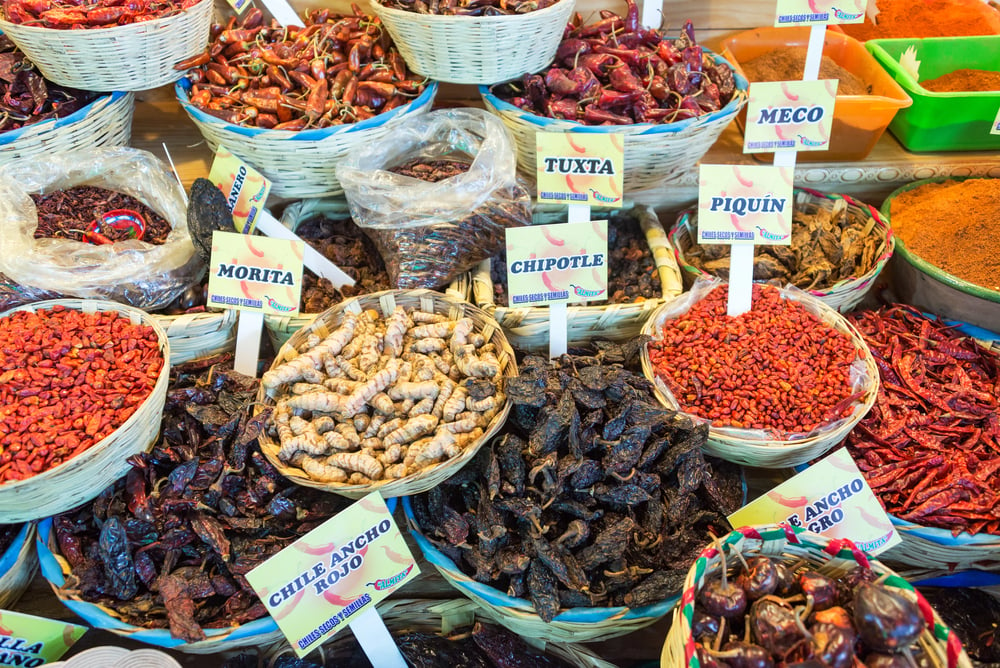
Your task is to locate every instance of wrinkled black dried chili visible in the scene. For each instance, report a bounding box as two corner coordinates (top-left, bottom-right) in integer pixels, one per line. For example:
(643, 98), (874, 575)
(31, 186), (171, 245)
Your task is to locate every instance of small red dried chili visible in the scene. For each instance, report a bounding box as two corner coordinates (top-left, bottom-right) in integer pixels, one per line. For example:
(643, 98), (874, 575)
(647, 284), (860, 435)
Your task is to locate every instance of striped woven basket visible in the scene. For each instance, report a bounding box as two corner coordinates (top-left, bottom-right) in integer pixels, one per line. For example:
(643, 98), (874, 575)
(152, 309), (237, 365)
(640, 281), (879, 469)
(670, 188), (895, 313)
(480, 56), (747, 192)
(0, 523), (37, 609)
(262, 198), (472, 351)
(175, 81), (438, 199)
(402, 496), (678, 643)
(0, 0), (213, 91)
(35, 518), (284, 654)
(370, 0), (576, 84)
(0, 299), (170, 523)
(472, 204), (683, 353)
(661, 524), (973, 668)
(263, 598), (618, 667)
(258, 289), (515, 499)
(0, 91), (134, 165)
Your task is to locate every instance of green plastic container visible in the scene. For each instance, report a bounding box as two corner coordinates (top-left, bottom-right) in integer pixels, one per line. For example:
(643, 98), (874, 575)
(867, 36), (1000, 151)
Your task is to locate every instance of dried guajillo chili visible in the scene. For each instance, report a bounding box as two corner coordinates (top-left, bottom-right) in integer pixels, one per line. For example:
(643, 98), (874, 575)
(844, 306), (1000, 536)
(647, 284), (860, 435)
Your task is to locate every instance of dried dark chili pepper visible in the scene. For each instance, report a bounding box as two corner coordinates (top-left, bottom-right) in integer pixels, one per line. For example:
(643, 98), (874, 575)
(31, 186), (171, 245)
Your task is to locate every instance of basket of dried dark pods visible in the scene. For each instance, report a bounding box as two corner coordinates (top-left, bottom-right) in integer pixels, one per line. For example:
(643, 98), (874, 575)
(0, 522), (36, 608)
(403, 344), (746, 643)
(34, 355), (359, 653)
(471, 204), (682, 353)
(661, 524), (973, 668)
(258, 289), (515, 499)
(669, 188), (894, 313)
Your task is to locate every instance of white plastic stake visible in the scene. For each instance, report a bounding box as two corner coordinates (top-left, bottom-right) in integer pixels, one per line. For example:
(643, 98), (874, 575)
(726, 245), (755, 317)
(350, 609), (408, 668)
(640, 0), (660, 30)
(162, 143), (186, 202)
(255, 211), (356, 288)
(259, 0), (304, 27)
(234, 310), (264, 377)
(549, 203), (591, 359)
(803, 25), (827, 81)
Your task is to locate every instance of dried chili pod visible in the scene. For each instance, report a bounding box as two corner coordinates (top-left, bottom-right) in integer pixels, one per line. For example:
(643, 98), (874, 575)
(98, 516), (138, 601)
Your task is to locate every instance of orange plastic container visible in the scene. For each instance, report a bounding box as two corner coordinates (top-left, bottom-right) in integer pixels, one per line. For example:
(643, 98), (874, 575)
(720, 27), (912, 161)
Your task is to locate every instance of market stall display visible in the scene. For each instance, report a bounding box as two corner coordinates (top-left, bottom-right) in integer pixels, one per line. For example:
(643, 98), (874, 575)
(0, 0), (212, 90)
(867, 36), (1000, 152)
(371, 0), (576, 84)
(473, 205), (682, 352)
(258, 289), (514, 499)
(36, 355), (353, 652)
(882, 177), (1000, 330)
(642, 281), (879, 468)
(0, 522), (36, 608)
(176, 8), (437, 199)
(721, 27), (912, 162)
(671, 189), (894, 312)
(0, 299), (169, 523)
(661, 524), (973, 668)
(405, 342), (744, 642)
(482, 7), (748, 191)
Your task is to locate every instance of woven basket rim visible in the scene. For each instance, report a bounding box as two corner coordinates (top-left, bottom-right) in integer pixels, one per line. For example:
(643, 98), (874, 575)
(257, 288), (516, 499)
(0, 298), (170, 493)
(0, 522), (32, 576)
(639, 282), (879, 448)
(0, 0), (211, 34)
(0, 91), (128, 147)
(479, 51), (748, 136)
(175, 79), (439, 141)
(372, 0), (570, 22)
(670, 188), (896, 297)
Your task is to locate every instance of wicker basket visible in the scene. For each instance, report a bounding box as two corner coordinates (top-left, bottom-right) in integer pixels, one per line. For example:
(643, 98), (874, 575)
(263, 598), (618, 667)
(0, 91), (133, 165)
(661, 524), (973, 668)
(370, 0), (576, 84)
(0, 299), (170, 523)
(877, 518), (1000, 574)
(0, 523), (37, 609)
(640, 283), (879, 469)
(0, 0), (213, 91)
(472, 204), (682, 353)
(152, 309), (237, 365)
(35, 518), (283, 654)
(258, 289), (515, 499)
(402, 497), (677, 643)
(175, 81), (438, 199)
(480, 56), (747, 192)
(670, 188), (895, 313)
(263, 198), (472, 351)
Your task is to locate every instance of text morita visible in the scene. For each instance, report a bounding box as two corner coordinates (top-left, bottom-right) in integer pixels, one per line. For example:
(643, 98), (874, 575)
(216, 264), (295, 285)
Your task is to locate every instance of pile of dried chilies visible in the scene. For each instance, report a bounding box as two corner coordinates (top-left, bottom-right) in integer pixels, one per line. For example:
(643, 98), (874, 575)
(378, 0), (559, 15)
(845, 306), (1000, 536)
(52, 355), (350, 641)
(3, 0), (201, 28)
(178, 6), (428, 130)
(490, 0), (736, 125)
(411, 341), (741, 622)
(31, 185), (172, 245)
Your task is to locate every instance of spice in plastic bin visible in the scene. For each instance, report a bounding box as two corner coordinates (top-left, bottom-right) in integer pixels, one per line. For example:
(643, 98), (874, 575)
(889, 178), (1000, 292)
(740, 46), (869, 95)
(647, 284), (860, 434)
(2, 0), (201, 27)
(844, 305), (1000, 536)
(31, 186), (171, 245)
(0, 305), (162, 484)
(840, 0), (1000, 40)
(921, 68), (1000, 92)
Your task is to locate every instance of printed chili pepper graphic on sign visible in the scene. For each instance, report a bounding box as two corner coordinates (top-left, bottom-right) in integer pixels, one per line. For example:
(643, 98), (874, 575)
(798, 135), (828, 147)
(831, 7), (863, 19)
(755, 226), (790, 241)
(766, 490), (808, 508)
(589, 188), (621, 204)
(366, 564), (414, 591)
(570, 284), (606, 298)
(265, 296), (295, 312)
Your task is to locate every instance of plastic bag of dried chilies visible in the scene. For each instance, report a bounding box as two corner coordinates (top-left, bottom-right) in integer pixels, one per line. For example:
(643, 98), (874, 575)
(0, 147), (204, 311)
(336, 108), (531, 289)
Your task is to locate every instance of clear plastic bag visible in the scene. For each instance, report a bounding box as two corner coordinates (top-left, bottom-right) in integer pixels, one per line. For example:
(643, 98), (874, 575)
(336, 108), (531, 290)
(0, 147), (204, 311)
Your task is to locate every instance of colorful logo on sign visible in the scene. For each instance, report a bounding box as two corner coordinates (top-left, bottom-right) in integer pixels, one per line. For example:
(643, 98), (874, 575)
(831, 7), (863, 19)
(367, 564), (414, 592)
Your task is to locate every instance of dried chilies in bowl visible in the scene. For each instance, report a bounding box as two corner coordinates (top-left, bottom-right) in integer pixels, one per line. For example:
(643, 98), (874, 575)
(31, 185), (172, 245)
(50, 354), (350, 641)
(409, 341), (742, 622)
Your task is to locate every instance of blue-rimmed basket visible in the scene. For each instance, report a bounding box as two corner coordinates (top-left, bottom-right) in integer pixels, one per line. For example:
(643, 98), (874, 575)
(670, 188), (895, 314)
(175, 80), (438, 199)
(0, 91), (133, 166)
(402, 496), (679, 643)
(661, 524), (973, 668)
(479, 55), (747, 192)
(36, 498), (399, 653)
(0, 523), (36, 608)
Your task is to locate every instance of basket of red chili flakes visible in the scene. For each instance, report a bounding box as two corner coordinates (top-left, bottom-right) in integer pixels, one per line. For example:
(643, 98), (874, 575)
(0, 299), (169, 523)
(641, 279), (879, 469)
